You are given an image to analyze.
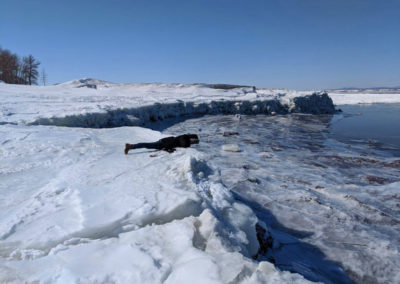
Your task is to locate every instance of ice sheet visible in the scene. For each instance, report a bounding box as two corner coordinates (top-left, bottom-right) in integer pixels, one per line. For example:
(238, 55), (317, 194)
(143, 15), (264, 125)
(163, 114), (400, 283)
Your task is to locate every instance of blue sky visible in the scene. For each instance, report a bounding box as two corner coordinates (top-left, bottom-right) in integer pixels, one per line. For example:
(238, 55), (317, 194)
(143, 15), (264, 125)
(1, 0), (399, 89)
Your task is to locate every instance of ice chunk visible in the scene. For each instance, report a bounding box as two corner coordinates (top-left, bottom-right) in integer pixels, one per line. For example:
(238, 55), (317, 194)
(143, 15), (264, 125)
(222, 144), (241, 152)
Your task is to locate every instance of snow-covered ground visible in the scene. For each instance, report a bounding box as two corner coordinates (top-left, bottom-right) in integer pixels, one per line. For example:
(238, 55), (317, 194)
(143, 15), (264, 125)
(329, 92), (400, 105)
(0, 80), (399, 283)
(2, 125), (312, 283)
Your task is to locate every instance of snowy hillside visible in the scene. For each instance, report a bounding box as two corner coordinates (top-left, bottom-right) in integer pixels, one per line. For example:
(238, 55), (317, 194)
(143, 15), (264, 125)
(0, 80), (399, 283)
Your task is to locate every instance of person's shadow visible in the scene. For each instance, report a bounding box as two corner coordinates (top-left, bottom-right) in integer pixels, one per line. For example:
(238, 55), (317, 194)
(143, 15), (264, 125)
(231, 191), (353, 284)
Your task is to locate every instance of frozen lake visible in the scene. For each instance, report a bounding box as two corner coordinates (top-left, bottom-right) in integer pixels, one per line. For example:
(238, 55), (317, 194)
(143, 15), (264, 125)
(160, 104), (400, 283)
(1, 80), (399, 283)
(1, 81), (400, 283)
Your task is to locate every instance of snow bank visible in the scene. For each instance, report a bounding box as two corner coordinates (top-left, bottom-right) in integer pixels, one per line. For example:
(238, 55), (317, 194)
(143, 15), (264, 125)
(0, 125), (311, 283)
(0, 81), (335, 127)
(30, 93), (334, 128)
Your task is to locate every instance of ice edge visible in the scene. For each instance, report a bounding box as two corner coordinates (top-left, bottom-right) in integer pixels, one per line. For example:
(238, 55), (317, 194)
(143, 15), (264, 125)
(29, 92), (335, 128)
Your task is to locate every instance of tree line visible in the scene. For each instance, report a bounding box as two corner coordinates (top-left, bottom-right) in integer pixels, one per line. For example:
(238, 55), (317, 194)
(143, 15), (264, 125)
(0, 46), (46, 85)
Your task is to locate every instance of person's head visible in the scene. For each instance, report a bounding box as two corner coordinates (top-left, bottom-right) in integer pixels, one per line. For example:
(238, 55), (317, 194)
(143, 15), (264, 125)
(186, 134), (199, 145)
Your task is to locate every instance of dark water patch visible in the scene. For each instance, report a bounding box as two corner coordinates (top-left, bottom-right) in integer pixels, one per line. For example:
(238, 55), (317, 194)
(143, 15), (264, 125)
(331, 104), (400, 155)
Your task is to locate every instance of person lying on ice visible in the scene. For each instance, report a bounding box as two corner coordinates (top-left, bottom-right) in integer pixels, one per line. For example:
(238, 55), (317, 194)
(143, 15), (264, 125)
(125, 134), (199, 154)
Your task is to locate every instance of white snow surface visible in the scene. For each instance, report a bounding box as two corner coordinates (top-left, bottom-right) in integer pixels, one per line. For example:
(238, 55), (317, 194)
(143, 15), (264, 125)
(0, 125), (309, 283)
(329, 92), (400, 105)
(0, 81), (324, 283)
(1, 80), (399, 283)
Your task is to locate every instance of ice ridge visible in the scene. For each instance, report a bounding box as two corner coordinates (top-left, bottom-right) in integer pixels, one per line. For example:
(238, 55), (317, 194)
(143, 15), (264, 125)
(31, 92), (335, 128)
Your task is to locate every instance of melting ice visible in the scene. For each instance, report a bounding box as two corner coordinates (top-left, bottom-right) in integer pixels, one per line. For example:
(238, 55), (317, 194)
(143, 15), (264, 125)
(162, 111), (400, 283)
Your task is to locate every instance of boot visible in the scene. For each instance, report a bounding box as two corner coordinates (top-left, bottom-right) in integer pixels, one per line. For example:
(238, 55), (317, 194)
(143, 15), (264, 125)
(124, 143), (131, 155)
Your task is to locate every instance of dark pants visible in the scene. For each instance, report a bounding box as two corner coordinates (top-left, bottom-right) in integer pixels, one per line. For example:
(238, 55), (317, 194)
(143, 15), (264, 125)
(128, 141), (164, 150)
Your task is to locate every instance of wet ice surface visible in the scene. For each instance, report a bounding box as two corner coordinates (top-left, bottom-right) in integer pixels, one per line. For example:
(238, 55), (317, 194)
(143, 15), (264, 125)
(162, 112), (400, 284)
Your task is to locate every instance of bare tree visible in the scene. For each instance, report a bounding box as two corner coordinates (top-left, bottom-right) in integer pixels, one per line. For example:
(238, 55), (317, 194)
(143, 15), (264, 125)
(40, 68), (47, 86)
(0, 48), (44, 85)
(0, 49), (20, 84)
(22, 55), (40, 85)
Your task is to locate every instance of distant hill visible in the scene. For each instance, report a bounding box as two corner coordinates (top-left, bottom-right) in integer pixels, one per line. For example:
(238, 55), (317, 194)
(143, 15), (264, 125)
(59, 78), (115, 89)
(329, 86), (400, 94)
